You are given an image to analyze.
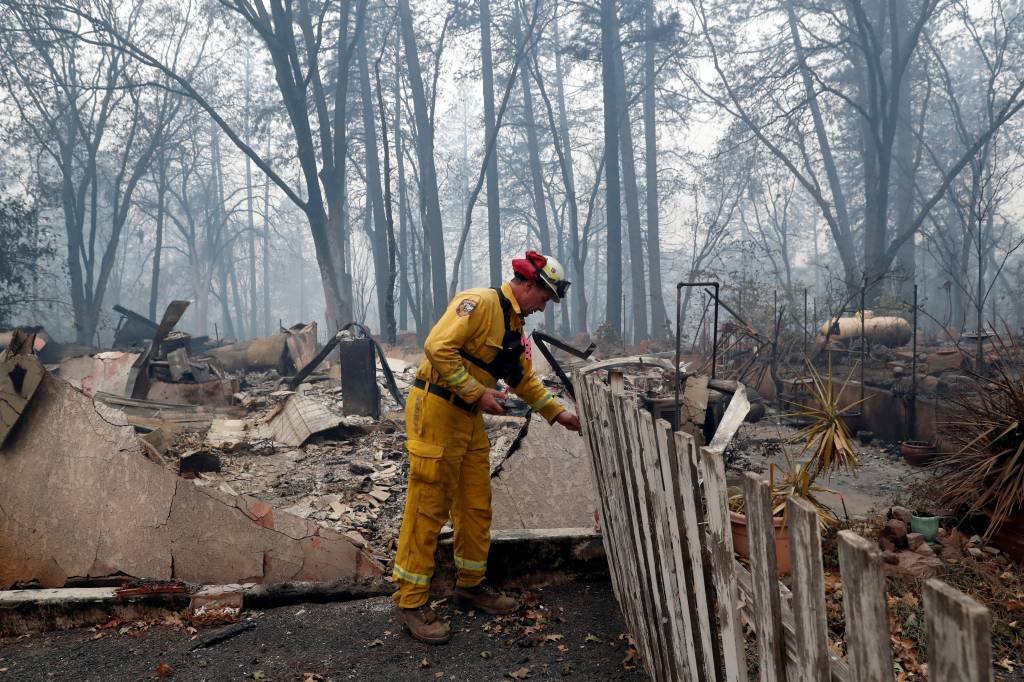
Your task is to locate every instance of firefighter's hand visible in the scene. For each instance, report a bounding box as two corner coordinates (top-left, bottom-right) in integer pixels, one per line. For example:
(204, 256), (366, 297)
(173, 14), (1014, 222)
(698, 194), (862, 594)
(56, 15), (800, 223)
(478, 388), (509, 415)
(555, 410), (582, 432)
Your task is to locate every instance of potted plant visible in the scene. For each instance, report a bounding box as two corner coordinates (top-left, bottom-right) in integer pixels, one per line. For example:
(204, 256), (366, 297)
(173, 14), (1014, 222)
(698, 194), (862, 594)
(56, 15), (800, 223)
(900, 440), (935, 466)
(729, 458), (837, 576)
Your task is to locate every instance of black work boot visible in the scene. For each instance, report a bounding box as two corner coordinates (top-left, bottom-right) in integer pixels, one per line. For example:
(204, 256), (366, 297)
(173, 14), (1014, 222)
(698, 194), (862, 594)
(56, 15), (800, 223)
(453, 582), (520, 615)
(395, 604), (451, 644)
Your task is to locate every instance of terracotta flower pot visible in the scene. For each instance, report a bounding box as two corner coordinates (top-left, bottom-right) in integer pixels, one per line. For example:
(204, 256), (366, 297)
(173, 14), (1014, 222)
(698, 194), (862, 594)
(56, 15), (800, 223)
(730, 510), (792, 576)
(901, 440), (935, 466)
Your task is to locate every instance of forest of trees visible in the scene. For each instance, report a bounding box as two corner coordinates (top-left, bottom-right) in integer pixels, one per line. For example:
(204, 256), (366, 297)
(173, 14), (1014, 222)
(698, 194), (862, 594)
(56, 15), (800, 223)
(1, 0), (1023, 349)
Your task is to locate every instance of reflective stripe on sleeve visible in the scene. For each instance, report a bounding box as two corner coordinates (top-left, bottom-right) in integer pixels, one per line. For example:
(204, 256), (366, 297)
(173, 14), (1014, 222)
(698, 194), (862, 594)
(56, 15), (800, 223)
(530, 393), (555, 412)
(445, 366), (470, 387)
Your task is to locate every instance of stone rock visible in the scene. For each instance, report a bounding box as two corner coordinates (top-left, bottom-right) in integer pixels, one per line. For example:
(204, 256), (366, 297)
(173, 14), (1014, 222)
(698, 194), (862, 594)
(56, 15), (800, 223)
(885, 519), (909, 540)
(907, 532), (925, 550)
(349, 460), (375, 476)
(982, 546), (1000, 556)
(968, 547), (984, 558)
(889, 506), (913, 524)
(879, 536), (898, 553)
(969, 534), (982, 546)
(914, 542), (935, 557)
(882, 551), (901, 565)
(937, 536), (963, 561)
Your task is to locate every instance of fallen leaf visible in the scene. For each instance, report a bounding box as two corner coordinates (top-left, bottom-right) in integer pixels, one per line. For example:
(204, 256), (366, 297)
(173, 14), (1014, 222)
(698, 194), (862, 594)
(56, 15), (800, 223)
(434, 674), (444, 679)
(250, 673), (269, 681)
(480, 651), (492, 659)
(508, 667), (531, 679)
(420, 657), (431, 668)
(584, 633), (602, 643)
(997, 658), (1015, 672)
(301, 674), (323, 682)
(155, 662), (173, 678)
(556, 644), (569, 653)
(539, 633), (564, 643)
(560, 663), (572, 676)
(367, 639), (384, 647)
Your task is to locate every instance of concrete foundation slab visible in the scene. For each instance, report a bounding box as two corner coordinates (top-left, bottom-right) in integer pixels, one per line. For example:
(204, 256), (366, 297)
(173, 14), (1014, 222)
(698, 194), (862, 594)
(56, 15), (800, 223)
(490, 413), (599, 531)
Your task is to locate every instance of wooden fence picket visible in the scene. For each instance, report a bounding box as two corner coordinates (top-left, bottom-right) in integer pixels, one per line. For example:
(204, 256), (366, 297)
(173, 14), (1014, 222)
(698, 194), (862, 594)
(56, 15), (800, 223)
(786, 497), (831, 681)
(742, 472), (788, 681)
(923, 579), (992, 682)
(698, 445), (748, 682)
(665, 426), (720, 681)
(633, 406), (694, 679)
(837, 530), (894, 682)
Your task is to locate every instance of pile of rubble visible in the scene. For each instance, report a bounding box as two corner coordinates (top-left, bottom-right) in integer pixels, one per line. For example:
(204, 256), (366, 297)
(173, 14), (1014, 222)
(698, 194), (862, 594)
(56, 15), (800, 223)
(0, 302), (588, 594)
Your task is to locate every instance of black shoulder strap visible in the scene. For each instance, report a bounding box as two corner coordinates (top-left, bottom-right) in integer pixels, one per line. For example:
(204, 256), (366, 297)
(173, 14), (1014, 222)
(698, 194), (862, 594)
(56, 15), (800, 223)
(491, 286), (513, 331)
(457, 287), (522, 381)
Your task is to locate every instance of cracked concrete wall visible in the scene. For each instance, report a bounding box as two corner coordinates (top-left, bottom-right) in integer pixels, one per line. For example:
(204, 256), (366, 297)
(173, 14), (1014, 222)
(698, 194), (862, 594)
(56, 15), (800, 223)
(490, 413), (599, 530)
(0, 373), (384, 588)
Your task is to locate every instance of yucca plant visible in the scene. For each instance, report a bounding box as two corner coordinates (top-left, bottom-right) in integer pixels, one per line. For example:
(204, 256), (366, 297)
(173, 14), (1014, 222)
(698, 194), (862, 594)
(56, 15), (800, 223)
(938, 330), (1024, 540)
(787, 353), (863, 482)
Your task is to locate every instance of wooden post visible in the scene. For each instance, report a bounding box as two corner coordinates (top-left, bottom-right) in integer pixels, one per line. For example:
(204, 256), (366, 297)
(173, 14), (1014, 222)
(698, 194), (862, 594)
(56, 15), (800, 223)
(923, 579), (991, 682)
(837, 530), (893, 682)
(742, 472), (787, 681)
(787, 497), (831, 681)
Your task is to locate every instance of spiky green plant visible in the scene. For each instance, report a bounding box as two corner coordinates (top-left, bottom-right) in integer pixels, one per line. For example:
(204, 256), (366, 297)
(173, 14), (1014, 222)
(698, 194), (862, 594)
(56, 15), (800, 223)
(787, 353), (864, 482)
(938, 331), (1024, 540)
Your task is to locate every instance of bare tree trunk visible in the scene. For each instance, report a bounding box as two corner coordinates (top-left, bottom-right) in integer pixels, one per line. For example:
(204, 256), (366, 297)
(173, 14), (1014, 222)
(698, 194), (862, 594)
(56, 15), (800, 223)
(893, 0), (916, 303)
(398, 0), (448, 320)
(551, 12), (586, 333)
(480, 0), (502, 287)
(516, 10), (554, 331)
(643, 0), (667, 340)
(262, 133), (272, 335)
(395, 44), (410, 332)
(244, 49), (258, 339)
(358, 21), (394, 339)
(612, 27), (648, 342)
(600, 0), (623, 333)
(149, 153), (168, 321)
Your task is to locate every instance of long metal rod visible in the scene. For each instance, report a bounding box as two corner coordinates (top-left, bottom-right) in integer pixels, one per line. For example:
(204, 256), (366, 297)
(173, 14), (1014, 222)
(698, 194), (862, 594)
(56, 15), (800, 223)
(860, 285), (866, 408)
(675, 281), (721, 429)
(910, 284), (918, 440)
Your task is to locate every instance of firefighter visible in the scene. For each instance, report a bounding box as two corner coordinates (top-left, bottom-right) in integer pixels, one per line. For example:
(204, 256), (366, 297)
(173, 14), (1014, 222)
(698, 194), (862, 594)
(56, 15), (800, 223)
(392, 251), (582, 644)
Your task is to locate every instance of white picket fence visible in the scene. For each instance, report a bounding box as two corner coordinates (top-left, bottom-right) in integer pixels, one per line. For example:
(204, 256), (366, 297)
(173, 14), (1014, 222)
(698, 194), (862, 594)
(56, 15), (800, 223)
(573, 372), (993, 682)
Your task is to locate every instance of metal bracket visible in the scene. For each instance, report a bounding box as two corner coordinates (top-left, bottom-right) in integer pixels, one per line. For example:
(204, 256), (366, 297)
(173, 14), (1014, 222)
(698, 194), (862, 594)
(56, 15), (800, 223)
(531, 331), (595, 400)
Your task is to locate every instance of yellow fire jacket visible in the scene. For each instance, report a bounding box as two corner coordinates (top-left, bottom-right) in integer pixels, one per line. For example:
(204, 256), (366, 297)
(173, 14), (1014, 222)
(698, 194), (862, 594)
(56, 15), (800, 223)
(416, 282), (566, 423)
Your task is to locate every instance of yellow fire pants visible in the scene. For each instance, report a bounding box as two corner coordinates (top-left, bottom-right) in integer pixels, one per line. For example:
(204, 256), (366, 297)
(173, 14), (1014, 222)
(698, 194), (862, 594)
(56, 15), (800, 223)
(392, 385), (492, 608)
